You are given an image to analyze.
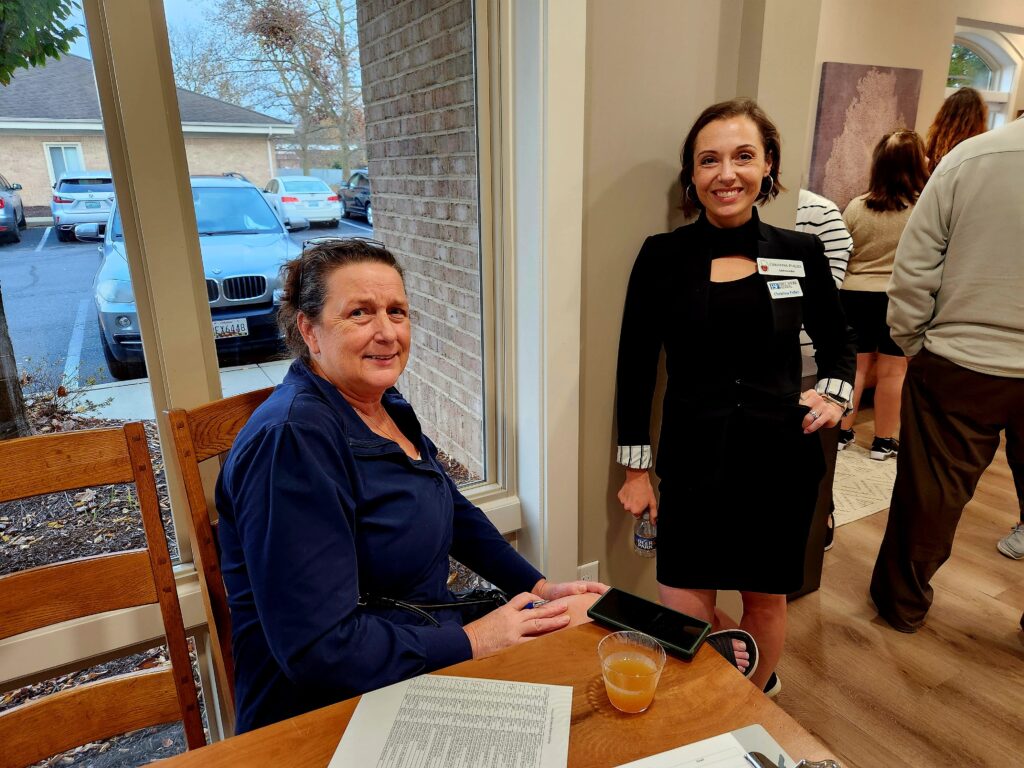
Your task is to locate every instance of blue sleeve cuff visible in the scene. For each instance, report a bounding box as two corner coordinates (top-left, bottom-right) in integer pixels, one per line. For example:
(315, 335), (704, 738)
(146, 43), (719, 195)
(424, 621), (474, 670)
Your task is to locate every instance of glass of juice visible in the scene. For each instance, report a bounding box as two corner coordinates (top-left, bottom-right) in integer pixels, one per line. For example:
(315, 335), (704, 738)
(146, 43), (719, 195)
(598, 631), (667, 713)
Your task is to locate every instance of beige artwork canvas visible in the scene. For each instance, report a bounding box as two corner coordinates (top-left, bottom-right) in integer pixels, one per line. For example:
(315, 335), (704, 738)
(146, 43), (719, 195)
(808, 62), (923, 211)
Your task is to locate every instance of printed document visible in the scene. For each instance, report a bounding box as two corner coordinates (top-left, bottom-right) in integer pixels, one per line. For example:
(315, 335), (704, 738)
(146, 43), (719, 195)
(329, 674), (572, 768)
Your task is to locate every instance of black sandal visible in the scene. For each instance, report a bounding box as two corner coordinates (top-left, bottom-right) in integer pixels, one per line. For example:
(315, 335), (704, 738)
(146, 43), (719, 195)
(706, 628), (759, 680)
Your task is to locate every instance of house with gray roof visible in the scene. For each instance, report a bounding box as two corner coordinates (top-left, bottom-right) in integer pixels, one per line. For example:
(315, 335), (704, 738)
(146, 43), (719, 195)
(0, 54), (294, 206)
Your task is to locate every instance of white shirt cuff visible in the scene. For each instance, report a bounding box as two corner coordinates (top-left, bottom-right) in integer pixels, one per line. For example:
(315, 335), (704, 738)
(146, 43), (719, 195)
(815, 378), (853, 403)
(617, 445), (652, 469)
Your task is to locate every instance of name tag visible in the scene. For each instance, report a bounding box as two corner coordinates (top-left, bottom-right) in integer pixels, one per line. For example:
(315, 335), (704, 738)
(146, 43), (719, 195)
(767, 279), (803, 299)
(757, 258), (805, 277)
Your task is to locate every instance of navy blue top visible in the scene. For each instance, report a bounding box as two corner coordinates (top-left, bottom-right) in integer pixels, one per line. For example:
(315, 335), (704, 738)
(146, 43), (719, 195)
(216, 360), (543, 733)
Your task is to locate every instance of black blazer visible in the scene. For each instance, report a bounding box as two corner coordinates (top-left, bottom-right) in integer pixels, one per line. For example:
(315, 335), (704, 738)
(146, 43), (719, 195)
(616, 209), (856, 452)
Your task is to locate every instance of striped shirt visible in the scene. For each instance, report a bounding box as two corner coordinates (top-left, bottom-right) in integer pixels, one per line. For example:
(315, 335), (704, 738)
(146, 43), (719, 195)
(796, 189), (853, 356)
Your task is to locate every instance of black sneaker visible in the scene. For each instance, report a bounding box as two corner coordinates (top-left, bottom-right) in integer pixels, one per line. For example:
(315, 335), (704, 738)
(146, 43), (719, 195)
(870, 436), (899, 461)
(824, 511), (835, 551)
(837, 428), (855, 451)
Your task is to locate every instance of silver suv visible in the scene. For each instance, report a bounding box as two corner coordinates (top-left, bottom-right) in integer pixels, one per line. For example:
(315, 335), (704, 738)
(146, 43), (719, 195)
(51, 171), (115, 242)
(86, 176), (302, 379)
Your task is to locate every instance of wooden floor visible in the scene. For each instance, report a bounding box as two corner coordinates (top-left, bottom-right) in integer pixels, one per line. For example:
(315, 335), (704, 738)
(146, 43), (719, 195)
(775, 413), (1024, 767)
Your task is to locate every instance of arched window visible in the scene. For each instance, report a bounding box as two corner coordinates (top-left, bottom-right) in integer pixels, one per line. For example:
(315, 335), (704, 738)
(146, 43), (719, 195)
(946, 25), (1023, 128)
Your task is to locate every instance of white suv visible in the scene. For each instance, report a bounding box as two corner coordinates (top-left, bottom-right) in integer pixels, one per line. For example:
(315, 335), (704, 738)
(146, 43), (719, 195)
(51, 171), (115, 242)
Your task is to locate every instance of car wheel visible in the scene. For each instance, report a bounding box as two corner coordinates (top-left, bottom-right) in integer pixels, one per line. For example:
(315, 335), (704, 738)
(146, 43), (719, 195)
(8, 225), (21, 244)
(328, 219), (339, 228)
(100, 325), (146, 380)
(365, 203), (373, 227)
(55, 228), (71, 242)
(341, 199), (350, 219)
(17, 210), (26, 229)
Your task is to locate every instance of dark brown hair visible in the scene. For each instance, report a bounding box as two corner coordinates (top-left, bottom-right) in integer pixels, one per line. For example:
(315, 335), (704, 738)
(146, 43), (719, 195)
(679, 98), (785, 217)
(925, 88), (988, 173)
(278, 238), (404, 362)
(863, 130), (929, 212)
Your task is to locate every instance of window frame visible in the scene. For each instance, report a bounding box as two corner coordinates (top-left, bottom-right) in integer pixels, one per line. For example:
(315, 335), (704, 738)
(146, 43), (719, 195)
(42, 142), (85, 186)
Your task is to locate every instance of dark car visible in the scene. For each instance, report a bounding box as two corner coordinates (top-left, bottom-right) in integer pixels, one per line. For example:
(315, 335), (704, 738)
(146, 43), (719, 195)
(339, 169), (372, 226)
(0, 173), (26, 244)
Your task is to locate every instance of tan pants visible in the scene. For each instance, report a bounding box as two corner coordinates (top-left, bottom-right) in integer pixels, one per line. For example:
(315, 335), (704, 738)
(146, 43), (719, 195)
(870, 349), (1024, 631)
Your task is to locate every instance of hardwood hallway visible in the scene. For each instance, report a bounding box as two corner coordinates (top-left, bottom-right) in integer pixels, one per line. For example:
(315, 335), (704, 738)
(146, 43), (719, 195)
(775, 417), (1024, 767)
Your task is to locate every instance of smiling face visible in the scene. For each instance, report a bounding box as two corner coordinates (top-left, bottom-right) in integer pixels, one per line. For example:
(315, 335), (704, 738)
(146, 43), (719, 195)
(297, 261), (411, 402)
(692, 116), (773, 228)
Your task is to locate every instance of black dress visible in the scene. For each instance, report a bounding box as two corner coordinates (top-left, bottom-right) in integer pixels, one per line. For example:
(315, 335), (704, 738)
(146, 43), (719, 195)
(616, 211), (853, 594)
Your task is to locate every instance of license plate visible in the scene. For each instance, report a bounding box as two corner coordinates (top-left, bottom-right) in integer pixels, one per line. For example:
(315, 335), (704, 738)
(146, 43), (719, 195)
(213, 318), (249, 339)
(307, 202), (319, 207)
(85, 202), (101, 209)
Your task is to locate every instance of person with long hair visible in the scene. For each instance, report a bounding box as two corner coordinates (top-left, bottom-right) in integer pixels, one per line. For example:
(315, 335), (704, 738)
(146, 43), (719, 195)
(614, 98), (855, 695)
(925, 87), (987, 173)
(838, 131), (929, 459)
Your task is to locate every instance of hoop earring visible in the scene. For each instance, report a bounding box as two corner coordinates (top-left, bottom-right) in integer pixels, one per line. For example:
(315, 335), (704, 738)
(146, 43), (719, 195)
(760, 175), (775, 196)
(685, 183), (697, 203)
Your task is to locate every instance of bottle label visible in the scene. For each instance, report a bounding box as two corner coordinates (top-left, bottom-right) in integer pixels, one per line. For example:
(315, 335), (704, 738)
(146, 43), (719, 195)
(634, 534), (656, 552)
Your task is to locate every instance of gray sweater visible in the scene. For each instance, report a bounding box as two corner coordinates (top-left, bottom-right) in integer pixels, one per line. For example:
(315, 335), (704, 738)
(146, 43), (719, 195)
(887, 118), (1024, 377)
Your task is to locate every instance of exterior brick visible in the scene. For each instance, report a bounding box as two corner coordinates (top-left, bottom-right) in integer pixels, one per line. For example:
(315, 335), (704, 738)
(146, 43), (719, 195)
(357, 0), (484, 479)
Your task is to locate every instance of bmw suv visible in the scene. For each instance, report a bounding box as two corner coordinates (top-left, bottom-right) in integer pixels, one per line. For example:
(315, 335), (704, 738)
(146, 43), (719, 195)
(88, 176), (302, 379)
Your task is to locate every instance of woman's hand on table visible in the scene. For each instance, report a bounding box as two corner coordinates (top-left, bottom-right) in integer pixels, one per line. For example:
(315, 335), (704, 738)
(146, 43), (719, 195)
(464, 592), (571, 659)
(799, 389), (844, 434)
(618, 468), (657, 523)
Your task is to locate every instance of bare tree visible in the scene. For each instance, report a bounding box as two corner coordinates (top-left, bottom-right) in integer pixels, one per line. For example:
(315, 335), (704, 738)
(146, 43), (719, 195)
(210, 0), (366, 175)
(167, 22), (258, 108)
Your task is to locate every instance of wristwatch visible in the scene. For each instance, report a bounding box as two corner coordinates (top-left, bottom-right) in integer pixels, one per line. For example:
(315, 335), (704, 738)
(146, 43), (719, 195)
(821, 392), (853, 416)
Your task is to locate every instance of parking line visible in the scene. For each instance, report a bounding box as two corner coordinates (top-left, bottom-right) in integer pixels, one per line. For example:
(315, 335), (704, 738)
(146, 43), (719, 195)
(34, 226), (51, 252)
(63, 298), (90, 387)
(343, 221), (374, 233)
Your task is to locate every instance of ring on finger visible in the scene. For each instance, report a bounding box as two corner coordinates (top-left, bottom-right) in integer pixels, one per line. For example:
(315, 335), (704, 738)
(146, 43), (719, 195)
(809, 409), (820, 421)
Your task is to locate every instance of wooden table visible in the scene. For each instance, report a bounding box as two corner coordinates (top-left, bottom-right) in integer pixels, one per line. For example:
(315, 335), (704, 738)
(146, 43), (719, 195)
(159, 624), (831, 766)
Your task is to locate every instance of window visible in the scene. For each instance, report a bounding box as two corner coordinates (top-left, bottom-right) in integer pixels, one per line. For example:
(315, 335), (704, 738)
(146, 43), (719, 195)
(43, 143), (83, 185)
(947, 24), (1023, 128)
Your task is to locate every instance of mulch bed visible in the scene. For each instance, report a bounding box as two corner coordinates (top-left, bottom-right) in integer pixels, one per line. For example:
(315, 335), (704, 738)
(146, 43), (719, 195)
(2, 387), (481, 766)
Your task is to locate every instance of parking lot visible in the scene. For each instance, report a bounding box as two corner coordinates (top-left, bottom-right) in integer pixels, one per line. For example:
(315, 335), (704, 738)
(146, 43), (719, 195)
(0, 217), (374, 390)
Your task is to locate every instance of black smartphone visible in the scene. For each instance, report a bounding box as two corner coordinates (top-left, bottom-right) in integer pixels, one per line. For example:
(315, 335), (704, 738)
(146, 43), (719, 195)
(587, 587), (711, 660)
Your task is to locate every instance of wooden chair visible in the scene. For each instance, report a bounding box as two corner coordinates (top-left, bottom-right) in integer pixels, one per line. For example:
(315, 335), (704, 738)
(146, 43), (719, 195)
(165, 386), (273, 732)
(0, 422), (206, 768)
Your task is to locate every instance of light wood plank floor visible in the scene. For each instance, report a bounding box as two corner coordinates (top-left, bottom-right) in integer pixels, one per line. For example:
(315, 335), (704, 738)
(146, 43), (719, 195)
(775, 413), (1024, 767)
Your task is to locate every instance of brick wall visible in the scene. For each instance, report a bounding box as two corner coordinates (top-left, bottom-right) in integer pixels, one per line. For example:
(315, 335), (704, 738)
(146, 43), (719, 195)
(356, 0), (484, 479)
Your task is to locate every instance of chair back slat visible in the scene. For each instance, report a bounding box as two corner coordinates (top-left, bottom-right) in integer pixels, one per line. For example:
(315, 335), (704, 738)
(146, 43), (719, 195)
(0, 427), (133, 501)
(165, 385), (273, 735)
(0, 551), (156, 640)
(0, 669), (182, 768)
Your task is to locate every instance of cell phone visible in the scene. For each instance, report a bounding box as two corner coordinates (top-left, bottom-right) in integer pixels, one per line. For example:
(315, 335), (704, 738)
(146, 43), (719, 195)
(587, 587), (711, 660)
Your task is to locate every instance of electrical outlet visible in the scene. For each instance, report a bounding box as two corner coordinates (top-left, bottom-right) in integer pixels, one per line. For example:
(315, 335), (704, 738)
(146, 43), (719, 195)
(577, 561), (599, 582)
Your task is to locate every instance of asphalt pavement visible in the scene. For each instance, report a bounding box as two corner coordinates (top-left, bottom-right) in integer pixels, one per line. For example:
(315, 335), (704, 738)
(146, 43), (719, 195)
(0, 217), (374, 396)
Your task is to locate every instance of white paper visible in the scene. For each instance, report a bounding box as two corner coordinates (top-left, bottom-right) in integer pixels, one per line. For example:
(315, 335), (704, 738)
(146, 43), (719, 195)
(614, 732), (753, 768)
(329, 674), (572, 768)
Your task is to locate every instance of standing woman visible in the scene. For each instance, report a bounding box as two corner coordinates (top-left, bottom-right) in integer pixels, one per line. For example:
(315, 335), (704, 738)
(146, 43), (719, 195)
(615, 99), (855, 694)
(838, 131), (929, 459)
(924, 87), (987, 174)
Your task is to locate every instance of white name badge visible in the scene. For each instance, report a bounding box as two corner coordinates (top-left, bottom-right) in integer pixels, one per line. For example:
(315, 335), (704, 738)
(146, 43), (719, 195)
(767, 279), (803, 299)
(757, 258), (805, 277)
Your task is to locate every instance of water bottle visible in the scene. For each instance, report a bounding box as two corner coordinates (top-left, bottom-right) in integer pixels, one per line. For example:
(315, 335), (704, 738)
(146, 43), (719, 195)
(633, 511), (656, 558)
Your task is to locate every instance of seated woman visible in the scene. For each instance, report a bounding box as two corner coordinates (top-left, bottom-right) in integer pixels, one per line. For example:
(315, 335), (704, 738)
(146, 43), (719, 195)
(216, 238), (607, 733)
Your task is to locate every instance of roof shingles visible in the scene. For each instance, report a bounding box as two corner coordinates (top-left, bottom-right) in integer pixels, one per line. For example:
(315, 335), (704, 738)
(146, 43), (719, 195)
(0, 54), (290, 127)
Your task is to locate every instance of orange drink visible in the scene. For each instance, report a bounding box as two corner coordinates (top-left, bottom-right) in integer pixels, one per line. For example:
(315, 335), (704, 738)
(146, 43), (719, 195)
(598, 631), (667, 714)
